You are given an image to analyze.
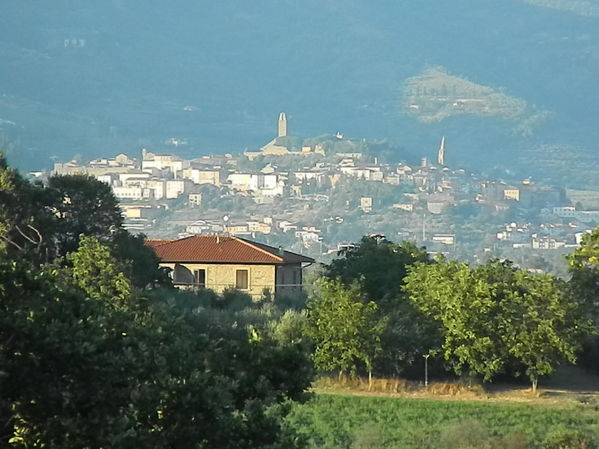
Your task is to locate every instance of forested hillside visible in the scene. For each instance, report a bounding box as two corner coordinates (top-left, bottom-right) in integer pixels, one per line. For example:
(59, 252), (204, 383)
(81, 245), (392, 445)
(1, 1), (598, 183)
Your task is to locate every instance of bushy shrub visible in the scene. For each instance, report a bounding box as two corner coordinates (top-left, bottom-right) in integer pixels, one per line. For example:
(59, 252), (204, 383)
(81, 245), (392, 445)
(220, 287), (253, 310)
(151, 286), (220, 310)
(542, 429), (598, 449)
(275, 290), (308, 310)
(351, 423), (385, 449)
(438, 420), (495, 449)
(438, 420), (529, 449)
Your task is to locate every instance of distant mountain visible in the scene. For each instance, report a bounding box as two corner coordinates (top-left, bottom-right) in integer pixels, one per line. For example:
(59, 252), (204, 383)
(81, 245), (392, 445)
(1, 0), (598, 185)
(520, 0), (599, 17)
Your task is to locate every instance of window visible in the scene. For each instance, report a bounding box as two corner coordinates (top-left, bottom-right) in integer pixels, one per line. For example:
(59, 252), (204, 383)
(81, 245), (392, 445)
(236, 269), (249, 290)
(193, 269), (206, 288)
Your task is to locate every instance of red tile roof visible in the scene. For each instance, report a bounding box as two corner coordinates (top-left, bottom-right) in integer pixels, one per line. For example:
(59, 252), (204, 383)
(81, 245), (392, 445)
(145, 239), (175, 249)
(146, 235), (314, 264)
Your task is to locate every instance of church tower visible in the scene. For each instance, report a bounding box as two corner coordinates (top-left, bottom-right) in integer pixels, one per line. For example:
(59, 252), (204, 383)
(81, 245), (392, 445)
(437, 136), (446, 166)
(278, 112), (287, 138)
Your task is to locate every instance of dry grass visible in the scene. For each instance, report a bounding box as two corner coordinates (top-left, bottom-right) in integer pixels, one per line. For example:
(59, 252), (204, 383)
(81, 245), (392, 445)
(314, 376), (486, 398)
(312, 367), (599, 407)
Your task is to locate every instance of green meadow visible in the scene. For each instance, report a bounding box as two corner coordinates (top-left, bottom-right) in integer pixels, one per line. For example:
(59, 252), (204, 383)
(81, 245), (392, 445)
(287, 394), (599, 449)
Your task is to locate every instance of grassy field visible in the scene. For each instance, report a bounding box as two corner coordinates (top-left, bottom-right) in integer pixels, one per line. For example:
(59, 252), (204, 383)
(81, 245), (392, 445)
(287, 392), (599, 449)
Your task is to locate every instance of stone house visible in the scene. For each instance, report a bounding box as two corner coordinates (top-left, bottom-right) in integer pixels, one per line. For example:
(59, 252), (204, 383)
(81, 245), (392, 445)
(147, 235), (314, 299)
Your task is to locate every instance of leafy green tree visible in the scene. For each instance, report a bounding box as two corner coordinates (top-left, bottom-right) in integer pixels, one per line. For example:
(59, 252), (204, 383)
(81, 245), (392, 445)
(501, 270), (591, 391)
(0, 255), (141, 448)
(0, 158), (171, 289)
(0, 153), (52, 262)
(566, 228), (599, 373)
(306, 279), (385, 383)
(405, 260), (507, 381)
(567, 226), (599, 317)
(324, 235), (436, 377)
(66, 235), (131, 302)
(324, 235), (430, 303)
(376, 300), (444, 378)
(110, 229), (172, 289)
(47, 174), (123, 257)
(0, 163), (267, 447)
(405, 259), (592, 389)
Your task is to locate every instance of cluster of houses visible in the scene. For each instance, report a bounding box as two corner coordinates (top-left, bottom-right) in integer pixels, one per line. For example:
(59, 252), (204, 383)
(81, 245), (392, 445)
(50, 143), (599, 251)
(47, 112), (598, 261)
(496, 217), (597, 250)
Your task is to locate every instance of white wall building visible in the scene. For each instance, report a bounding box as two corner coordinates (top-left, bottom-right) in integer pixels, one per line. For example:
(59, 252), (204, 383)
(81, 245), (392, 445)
(165, 180), (189, 199)
(113, 186), (144, 200)
(141, 151), (189, 177)
(182, 168), (221, 186)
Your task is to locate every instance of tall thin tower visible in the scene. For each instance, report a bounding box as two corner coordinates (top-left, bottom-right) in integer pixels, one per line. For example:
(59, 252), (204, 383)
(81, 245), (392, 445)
(278, 112), (287, 138)
(437, 136), (446, 166)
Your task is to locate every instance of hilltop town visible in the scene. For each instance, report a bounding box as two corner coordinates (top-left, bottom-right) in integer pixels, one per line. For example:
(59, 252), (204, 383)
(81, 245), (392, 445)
(43, 113), (599, 275)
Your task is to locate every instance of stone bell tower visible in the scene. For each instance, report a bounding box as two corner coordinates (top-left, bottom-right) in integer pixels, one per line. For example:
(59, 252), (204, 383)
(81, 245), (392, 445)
(277, 112), (287, 138)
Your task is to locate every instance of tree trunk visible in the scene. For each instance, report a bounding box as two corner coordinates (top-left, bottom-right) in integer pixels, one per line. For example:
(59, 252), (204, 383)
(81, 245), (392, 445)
(368, 370), (373, 391)
(531, 376), (538, 393)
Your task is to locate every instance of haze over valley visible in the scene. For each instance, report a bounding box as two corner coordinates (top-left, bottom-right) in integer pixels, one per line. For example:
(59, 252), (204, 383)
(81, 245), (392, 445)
(1, 0), (598, 186)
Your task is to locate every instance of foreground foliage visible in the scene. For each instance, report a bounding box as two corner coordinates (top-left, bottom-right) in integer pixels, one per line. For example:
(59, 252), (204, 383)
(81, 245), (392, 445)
(0, 156), (314, 448)
(0, 244), (314, 449)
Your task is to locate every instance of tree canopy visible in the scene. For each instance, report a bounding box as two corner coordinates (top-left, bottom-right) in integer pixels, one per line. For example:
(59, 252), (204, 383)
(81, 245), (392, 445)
(47, 174), (123, 257)
(0, 158), (313, 448)
(324, 235), (430, 302)
(1, 240), (313, 448)
(0, 154), (50, 261)
(322, 235), (438, 377)
(306, 279), (385, 381)
(567, 226), (599, 318)
(404, 259), (592, 390)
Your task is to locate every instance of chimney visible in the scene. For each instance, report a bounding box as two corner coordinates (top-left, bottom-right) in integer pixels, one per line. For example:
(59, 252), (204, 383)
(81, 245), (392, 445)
(278, 246), (284, 257)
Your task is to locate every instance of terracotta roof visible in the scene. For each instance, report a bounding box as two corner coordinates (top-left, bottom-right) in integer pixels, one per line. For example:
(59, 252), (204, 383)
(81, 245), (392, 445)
(146, 235), (314, 264)
(145, 239), (175, 249)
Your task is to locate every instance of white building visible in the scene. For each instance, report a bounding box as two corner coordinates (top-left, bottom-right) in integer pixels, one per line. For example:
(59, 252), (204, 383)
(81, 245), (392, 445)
(227, 173), (253, 190)
(141, 150), (189, 177)
(182, 168), (221, 186)
(113, 186), (144, 200)
(228, 173), (284, 196)
(250, 174), (284, 197)
(165, 180), (189, 199)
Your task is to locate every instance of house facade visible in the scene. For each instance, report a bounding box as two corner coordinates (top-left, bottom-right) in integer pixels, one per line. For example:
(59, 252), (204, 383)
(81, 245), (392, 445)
(147, 235), (314, 299)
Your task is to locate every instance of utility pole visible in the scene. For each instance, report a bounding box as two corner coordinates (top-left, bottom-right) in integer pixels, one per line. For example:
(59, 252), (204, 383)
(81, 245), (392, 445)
(424, 354), (430, 387)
